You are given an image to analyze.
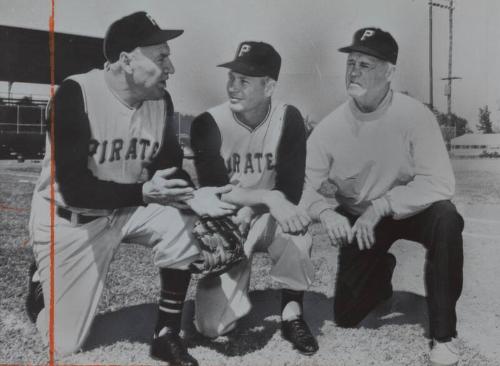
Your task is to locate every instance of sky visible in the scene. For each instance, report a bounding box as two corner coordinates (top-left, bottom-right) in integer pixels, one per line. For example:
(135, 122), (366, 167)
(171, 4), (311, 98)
(0, 0), (499, 130)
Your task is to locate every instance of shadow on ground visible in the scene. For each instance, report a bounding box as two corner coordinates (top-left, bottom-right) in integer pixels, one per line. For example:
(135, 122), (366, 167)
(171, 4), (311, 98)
(182, 289), (330, 357)
(83, 289), (429, 355)
(359, 290), (429, 337)
(82, 303), (157, 350)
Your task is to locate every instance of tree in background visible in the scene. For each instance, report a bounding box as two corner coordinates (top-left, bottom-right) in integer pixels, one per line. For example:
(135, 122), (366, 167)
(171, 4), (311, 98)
(433, 111), (472, 137)
(477, 105), (493, 134)
(424, 105), (471, 149)
(401, 92), (472, 140)
(16, 96), (35, 106)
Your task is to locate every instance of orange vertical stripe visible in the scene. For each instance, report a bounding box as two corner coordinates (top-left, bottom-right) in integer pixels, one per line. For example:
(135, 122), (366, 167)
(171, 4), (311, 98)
(48, 0), (56, 365)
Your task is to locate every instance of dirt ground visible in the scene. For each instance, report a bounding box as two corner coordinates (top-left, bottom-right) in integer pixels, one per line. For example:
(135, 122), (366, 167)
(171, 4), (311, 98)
(1, 159), (499, 365)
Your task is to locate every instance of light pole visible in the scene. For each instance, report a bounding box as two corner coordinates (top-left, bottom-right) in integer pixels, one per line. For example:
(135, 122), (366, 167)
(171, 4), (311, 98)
(444, 0), (454, 117)
(428, 2), (434, 109)
(429, 0), (461, 138)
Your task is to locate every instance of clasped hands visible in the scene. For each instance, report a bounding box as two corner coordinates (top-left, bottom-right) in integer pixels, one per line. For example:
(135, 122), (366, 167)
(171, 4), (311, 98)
(319, 205), (383, 250)
(143, 169), (311, 235)
(142, 167), (236, 217)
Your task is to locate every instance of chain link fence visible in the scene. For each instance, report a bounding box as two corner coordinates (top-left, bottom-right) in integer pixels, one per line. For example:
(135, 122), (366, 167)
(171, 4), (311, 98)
(0, 104), (46, 134)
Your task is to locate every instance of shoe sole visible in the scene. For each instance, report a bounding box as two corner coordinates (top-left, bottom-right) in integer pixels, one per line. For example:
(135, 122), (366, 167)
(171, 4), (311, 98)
(281, 332), (318, 356)
(149, 352), (171, 363)
(296, 348), (318, 356)
(150, 351), (199, 366)
(149, 349), (180, 364)
(150, 337), (199, 366)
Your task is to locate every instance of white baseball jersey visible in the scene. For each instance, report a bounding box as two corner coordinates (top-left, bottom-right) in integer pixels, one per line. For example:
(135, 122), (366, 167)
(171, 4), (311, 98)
(33, 69), (167, 215)
(192, 100), (313, 338)
(207, 101), (287, 190)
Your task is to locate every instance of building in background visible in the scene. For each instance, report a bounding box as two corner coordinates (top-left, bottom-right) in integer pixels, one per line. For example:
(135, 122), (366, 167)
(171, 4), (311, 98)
(450, 133), (500, 158)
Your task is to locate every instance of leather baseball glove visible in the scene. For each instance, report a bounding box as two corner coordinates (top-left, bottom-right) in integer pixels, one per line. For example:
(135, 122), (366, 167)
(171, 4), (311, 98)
(189, 216), (246, 277)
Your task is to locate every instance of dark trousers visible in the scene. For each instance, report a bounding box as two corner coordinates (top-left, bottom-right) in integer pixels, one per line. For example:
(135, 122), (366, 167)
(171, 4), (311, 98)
(334, 200), (464, 342)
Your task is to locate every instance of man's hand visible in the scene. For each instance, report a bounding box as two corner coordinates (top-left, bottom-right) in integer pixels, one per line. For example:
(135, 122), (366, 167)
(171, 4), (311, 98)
(264, 192), (311, 235)
(142, 167), (194, 205)
(186, 185), (237, 217)
(319, 209), (353, 247)
(351, 204), (382, 250)
(232, 206), (257, 236)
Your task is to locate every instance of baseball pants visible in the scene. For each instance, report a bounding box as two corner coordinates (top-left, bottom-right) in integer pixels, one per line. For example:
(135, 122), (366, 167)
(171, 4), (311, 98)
(194, 213), (315, 338)
(29, 196), (199, 355)
(334, 200), (464, 342)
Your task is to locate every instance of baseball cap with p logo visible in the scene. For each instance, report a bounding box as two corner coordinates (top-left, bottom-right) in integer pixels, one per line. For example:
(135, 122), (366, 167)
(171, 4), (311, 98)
(104, 11), (184, 62)
(339, 27), (398, 65)
(217, 41), (281, 80)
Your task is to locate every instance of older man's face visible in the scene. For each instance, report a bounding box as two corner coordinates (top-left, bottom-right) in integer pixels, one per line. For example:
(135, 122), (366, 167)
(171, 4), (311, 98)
(128, 43), (175, 101)
(345, 52), (391, 98)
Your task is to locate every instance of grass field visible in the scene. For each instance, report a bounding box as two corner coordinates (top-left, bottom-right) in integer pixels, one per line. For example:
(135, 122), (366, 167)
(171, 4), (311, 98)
(1, 158), (500, 365)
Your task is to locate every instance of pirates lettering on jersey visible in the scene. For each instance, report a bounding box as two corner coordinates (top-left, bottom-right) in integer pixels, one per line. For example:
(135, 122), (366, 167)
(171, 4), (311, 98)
(226, 152), (275, 174)
(89, 138), (160, 164)
(208, 101), (287, 190)
(34, 69), (168, 215)
(68, 70), (166, 184)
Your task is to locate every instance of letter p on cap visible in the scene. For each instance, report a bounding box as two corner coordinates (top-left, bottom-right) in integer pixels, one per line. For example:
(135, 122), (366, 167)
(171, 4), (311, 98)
(360, 29), (375, 41)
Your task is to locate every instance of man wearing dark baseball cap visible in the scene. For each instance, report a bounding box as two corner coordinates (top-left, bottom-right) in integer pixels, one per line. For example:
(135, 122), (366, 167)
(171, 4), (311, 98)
(217, 41), (281, 80)
(190, 41), (318, 355)
(103, 11), (183, 63)
(338, 27), (398, 65)
(302, 27), (463, 366)
(26, 11), (234, 366)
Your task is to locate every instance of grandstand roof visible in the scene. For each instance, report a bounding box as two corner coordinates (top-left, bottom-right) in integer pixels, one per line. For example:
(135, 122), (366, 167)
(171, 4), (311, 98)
(451, 133), (500, 146)
(0, 25), (105, 85)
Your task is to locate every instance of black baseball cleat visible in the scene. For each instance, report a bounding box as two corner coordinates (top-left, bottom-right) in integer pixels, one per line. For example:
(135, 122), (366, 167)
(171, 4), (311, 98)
(26, 261), (44, 323)
(150, 331), (198, 366)
(281, 317), (319, 355)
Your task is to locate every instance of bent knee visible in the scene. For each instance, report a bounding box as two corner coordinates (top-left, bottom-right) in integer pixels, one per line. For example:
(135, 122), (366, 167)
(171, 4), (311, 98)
(194, 319), (220, 338)
(195, 317), (237, 338)
(333, 303), (360, 328)
(37, 312), (85, 356)
(334, 317), (359, 328)
(428, 201), (464, 231)
(54, 334), (85, 356)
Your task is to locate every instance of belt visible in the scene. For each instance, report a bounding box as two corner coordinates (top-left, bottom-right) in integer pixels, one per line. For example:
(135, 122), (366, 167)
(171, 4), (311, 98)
(56, 207), (103, 225)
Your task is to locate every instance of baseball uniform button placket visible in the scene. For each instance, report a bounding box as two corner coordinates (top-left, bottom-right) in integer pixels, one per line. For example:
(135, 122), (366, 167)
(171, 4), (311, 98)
(56, 207), (103, 225)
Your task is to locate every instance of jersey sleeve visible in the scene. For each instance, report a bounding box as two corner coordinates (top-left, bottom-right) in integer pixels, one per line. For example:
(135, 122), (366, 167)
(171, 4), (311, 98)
(147, 92), (194, 186)
(190, 112), (230, 187)
(273, 105), (307, 205)
(51, 80), (144, 209)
